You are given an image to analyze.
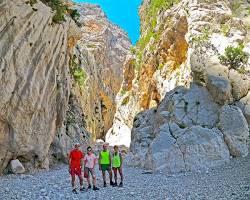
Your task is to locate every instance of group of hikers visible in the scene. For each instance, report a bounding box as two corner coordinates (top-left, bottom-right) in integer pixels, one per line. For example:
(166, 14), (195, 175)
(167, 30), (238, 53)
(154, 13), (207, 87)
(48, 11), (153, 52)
(68, 143), (123, 194)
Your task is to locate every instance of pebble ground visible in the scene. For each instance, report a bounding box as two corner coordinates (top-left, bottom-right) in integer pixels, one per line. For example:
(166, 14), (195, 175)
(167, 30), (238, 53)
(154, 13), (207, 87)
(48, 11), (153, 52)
(0, 155), (249, 200)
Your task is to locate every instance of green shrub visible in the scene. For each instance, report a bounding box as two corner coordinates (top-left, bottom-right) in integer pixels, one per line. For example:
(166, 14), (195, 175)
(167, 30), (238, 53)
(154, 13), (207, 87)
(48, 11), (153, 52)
(121, 96), (130, 106)
(120, 89), (127, 96)
(30, 0), (37, 6)
(41, 0), (67, 23)
(190, 28), (211, 45)
(132, 0), (179, 72)
(220, 23), (230, 36)
(52, 6), (66, 23)
(68, 9), (81, 26)
(146, 0), (180, 25)
(130, 46), (136, 55)
(219, 44), (249, 71)
(70, 55), (87, 88)
(158, 63), (164, 70)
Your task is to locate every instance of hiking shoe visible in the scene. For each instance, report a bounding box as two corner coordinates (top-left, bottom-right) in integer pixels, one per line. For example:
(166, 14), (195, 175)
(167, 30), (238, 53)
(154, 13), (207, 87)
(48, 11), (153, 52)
(110, 181), (114, 186)
(72, 189), (78, 194)
(93, 186), (99, 191)
(118, 182), (123, 187)
(103, 182), (107, 187)
(112, 182), (117, 187)
(80, 187), (85, 192)
(87, 185), (91, 189)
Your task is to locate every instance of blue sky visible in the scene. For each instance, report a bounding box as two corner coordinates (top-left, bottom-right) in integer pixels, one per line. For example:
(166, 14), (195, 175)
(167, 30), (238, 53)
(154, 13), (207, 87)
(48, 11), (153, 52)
(73, 0), (141, 44)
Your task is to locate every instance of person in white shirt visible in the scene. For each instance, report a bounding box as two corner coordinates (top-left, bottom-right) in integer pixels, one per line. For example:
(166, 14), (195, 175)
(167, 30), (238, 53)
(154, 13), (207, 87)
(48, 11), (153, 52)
(83, 146), (99, 191)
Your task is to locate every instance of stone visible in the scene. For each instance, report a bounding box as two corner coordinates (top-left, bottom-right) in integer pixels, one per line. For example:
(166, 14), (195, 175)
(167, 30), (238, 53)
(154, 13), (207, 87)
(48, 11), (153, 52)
(145, 126), (230, 174)
(40, 158), (49, 170)
(176, 126), (230, 171)
(164, 84), (220, 128)
(219, 105), (249, 157)
(229, 69), (250, 101)
(235, 91), (250, 125)
(206, 75), (233, 105)
(10, 159), (25, 174)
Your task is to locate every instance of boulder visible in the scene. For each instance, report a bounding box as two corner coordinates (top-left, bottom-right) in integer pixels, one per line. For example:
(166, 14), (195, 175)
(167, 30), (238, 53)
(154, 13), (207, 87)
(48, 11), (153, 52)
(229, 69), (250, 101)
(176, 126), (230, 171)
(235, 91), (250, 125)
(10, 159), (25, 174)
(160, 84), (220, 128)
(206, 75), (233, 105)
(219, 105), (249, 157)
(145, 126), (230, 174)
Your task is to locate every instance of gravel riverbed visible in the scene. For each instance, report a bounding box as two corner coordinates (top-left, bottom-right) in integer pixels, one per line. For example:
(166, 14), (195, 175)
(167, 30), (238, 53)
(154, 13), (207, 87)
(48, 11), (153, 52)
(0, 155), (249, 200)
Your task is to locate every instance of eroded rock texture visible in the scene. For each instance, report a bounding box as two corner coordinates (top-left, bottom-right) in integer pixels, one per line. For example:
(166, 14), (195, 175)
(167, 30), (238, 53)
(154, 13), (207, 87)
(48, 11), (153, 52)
(70, 4), (131, 140)
(0, 0), (80, 173)
(108, 0), (250, 174)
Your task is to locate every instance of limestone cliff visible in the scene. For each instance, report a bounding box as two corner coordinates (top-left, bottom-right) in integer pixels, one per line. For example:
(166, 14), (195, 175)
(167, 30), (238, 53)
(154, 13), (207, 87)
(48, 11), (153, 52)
(107, 0), (250, 173)
(70, 4), (131, 140)
(0, 0), (81, 173)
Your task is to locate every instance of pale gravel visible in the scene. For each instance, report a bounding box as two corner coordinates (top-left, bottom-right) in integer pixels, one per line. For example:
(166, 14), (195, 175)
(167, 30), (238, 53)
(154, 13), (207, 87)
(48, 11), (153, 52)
(0, 155), (249, 200)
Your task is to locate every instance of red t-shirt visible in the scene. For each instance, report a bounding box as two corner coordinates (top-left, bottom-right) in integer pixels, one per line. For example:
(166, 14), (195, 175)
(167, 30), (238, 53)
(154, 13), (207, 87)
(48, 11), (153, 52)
(69, 149), (84, 169)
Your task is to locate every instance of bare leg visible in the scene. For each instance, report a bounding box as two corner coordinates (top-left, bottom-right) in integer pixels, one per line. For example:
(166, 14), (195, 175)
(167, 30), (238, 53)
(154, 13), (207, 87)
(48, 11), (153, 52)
(102, 171), (106, 184)
(113, 168), (118, 184)
(92, 175), (97, 186)
(108, 169), (113, 185)
(87, 176), (91, 186)
(118, 168), (123, 183)
(71, 175), (76, 189)
(79, 174), (83, 189)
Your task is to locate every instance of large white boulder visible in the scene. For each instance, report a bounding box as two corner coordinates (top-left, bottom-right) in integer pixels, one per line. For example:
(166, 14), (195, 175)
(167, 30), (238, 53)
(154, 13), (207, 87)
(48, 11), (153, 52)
(219, 105), (249, 157)
(10, 159), (25, 174)
(176, 126), (230, 171)
(148, 126), (230, 174)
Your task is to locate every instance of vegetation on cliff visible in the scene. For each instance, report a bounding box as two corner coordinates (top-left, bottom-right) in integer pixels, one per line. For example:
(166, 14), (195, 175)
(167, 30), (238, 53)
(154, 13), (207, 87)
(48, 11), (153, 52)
(27, 0), (81, 24)
(219, 44), (249, 73)
(69, 55), (87, 88)
(131, 0), (180, 72)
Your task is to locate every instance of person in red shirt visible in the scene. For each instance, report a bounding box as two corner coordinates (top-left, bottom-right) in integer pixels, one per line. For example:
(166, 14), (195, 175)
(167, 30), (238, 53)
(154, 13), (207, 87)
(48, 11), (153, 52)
(69, 143), (84, 193)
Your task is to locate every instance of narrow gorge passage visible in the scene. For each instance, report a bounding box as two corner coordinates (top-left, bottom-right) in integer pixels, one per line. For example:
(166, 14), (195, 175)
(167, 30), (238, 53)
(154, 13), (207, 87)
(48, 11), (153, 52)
(0, 0), (250, 200)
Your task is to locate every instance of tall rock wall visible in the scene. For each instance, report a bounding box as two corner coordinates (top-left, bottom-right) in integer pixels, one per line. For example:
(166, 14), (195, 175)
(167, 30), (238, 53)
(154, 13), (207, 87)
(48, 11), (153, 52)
(107, 0), (250, 173)
(71, 4), (131, 140)
(0, 0), (81, 173)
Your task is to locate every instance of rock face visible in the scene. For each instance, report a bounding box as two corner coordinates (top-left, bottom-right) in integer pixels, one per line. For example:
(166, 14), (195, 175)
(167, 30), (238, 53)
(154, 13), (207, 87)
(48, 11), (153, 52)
(108, 0), (250, 174)
(219, 105), (249, 157)
(71, 4), (131, 140)
(10, 159), (25, 174)
(0, 0), (130, 173)
(0, 0), (81, 173)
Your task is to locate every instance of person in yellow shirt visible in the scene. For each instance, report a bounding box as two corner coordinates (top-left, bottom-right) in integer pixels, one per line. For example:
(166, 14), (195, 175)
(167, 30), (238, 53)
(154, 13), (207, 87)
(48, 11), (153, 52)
(112, 145), (123, 187)
(99, 143), (114, 187)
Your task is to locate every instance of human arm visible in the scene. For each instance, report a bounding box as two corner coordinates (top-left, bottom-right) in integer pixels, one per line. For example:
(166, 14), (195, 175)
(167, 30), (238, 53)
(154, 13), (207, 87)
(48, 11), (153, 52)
(119, 153), (123, 167)
(98, 152), (101, 170)
(109, 152), (112, 167)
(68, 152), (71, 173)
(80, 152), (84, 169)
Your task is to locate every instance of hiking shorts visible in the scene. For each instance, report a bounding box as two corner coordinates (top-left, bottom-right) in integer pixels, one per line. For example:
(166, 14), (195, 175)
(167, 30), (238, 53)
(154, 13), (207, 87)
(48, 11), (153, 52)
(101, 164), (111, 171)
(70, 167), (82, 177)
(84, 167), (96, 178)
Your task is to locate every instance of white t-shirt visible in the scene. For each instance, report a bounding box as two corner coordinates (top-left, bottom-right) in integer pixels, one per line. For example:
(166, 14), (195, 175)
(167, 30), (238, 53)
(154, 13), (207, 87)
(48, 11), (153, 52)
(84, 153), (97, 169)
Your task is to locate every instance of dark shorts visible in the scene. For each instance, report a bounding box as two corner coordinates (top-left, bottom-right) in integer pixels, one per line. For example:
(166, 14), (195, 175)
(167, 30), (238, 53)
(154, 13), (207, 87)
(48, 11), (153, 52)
(70, 167), (82, 177)
(112, 167), (122, 173)
(101, 164), (111, 171)
(84, 167), (96, 178)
